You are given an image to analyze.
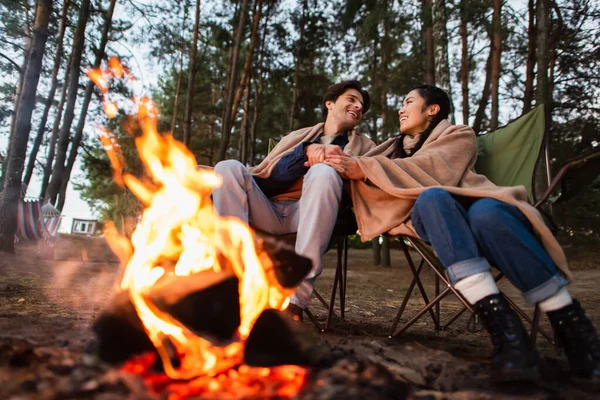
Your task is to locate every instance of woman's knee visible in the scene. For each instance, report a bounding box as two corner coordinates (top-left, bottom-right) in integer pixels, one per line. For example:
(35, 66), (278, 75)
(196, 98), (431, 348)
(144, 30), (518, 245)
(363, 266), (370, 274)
(468, 198), (510, 235)
(414, 188), (453, 214)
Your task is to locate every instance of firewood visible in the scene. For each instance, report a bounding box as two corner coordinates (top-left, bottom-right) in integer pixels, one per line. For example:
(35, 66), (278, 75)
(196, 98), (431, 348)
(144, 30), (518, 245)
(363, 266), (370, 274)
(149, 270), (240, 343)
(256, 236), (312, 289)
(244, 308), (328, 367)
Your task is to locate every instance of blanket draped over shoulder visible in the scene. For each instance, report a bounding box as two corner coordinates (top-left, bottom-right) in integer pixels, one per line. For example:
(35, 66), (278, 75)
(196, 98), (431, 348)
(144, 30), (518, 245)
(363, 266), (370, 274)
(249, 122), (376, 201)
(350, 120), (571, 278)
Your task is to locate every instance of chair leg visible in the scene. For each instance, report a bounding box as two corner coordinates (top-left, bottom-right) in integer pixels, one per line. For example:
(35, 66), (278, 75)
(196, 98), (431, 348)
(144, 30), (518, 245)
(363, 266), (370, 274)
(304, 307), (325, 332)
(326, 252), (341, 331)
(388, 259), (425, 336)
(391, 286), (455, 337)
(341, 236), (348, 320)
(336, 236), (345, 321)
(399, 241), (439, 328)
(435, 274), (440, 329)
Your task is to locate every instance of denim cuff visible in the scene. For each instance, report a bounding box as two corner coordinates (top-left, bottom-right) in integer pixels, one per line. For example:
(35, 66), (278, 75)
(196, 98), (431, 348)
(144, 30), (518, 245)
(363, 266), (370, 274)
(523, 274), (570, 305)
(447, 257), (491, 284)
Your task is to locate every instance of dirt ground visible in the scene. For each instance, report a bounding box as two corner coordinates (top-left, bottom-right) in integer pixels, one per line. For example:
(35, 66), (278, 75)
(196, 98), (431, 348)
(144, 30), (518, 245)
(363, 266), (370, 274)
(1, 234), (599, 399)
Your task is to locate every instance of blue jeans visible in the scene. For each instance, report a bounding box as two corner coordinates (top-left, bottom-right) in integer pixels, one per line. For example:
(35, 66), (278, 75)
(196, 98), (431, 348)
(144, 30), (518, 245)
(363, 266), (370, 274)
(411, 188), (568, 305)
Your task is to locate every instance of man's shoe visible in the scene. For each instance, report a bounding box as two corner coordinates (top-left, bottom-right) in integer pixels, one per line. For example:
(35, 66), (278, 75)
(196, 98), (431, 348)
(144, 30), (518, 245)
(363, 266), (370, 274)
(285, 303), (303, 322)
(547, 300), (600, 384)
(475, 294), (539, 382)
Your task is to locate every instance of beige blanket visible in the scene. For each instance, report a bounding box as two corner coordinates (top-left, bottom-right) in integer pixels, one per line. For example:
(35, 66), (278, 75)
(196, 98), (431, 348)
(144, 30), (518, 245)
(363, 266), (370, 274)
(250, 123), (376, 201)
(350, 120), (570, 278)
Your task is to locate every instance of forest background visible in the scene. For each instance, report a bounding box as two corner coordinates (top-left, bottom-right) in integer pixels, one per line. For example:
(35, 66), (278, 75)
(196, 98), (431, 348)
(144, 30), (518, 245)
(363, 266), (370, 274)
(0, 0), (598, 253)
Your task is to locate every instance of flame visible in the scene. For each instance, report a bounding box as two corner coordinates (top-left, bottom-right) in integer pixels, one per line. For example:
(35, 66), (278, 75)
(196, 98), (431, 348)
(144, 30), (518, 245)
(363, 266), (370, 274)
(90, 58), (306, 397)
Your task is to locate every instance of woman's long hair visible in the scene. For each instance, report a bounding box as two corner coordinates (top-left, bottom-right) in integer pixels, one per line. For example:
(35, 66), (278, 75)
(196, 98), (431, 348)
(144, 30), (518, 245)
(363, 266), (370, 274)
(393, 85), (451, 159)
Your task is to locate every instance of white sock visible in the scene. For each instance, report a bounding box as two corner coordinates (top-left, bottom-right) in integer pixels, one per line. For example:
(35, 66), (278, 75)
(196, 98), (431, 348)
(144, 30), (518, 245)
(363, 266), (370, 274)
(454, 272), (500, 305)
(538, 287), (573, 312)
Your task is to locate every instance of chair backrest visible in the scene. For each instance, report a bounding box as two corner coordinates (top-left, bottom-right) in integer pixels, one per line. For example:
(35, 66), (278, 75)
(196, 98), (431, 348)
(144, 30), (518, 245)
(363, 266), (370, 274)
(475, 105), (546, 202)
(268, 138), (279, 154)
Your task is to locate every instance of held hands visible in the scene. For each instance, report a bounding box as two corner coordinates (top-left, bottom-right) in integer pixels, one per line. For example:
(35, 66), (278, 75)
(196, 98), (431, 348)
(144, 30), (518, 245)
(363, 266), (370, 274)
(304, 144), (345, 167)
(304, 143), (366, 180)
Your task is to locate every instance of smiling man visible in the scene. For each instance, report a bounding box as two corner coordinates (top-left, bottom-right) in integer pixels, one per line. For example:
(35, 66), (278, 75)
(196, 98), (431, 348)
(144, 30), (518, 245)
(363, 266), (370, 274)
(212, 80), (374, 320)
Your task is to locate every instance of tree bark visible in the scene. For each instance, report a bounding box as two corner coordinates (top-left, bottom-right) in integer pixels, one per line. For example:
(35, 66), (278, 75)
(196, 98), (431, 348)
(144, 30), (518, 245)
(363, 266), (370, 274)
(238, 75), (251, 164)
(490, 0), (502, 130)
(535, 0), (550, 108)
(459, 0), (469, 124)
(40, 53), (72, 200)
(45, 0), (91, 205)
(289, 0), (307, 132)
(522, 0), (536, 114)
(23, 0), (71, 186)
(56, 0), (117, 211)
(0, 0), (53, 252)
(422, 0), (435, 85)
(182, 0), (201, 147)
(217, 0), (250, 161)
(432, 0), (454, 122)
(2, 2), (33, 187)
(170, 52), (184, 137)
(472, 51), (493, 134)
(228, 0), (263, 136)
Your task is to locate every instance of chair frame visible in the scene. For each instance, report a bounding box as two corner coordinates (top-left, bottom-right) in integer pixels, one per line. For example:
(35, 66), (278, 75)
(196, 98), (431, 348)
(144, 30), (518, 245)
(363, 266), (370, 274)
(305, 234), (349, 332)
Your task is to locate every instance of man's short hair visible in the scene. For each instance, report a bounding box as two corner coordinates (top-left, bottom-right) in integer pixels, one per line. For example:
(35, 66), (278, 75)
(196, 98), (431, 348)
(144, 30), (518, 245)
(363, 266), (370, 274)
(321, 80), (371, 120)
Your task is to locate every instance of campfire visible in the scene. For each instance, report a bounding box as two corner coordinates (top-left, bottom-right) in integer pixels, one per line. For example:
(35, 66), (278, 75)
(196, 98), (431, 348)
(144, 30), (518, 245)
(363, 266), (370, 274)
(87, 58), (313, 399)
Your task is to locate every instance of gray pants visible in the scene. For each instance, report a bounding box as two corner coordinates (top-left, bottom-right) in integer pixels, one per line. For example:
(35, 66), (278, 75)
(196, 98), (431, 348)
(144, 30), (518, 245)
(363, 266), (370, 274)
(212, 160), (343, 308)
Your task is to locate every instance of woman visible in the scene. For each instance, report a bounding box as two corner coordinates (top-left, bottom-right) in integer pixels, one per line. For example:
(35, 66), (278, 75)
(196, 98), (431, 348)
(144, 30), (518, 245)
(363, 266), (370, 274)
(326, 85), (600, 383)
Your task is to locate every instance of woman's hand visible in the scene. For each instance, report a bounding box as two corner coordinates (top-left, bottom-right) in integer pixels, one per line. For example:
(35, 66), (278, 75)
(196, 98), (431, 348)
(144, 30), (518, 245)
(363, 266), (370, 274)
(325, 154), (367, 180)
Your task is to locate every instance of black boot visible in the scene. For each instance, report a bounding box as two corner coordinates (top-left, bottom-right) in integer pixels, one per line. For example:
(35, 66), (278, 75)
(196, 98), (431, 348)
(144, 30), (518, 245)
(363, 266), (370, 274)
(475, 294), (539, 382)
(547, 300), (600, 383)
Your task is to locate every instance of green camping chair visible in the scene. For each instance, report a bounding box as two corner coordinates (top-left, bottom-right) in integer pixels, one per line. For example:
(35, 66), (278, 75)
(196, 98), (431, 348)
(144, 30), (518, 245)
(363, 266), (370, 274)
(389, 105), (600, 343)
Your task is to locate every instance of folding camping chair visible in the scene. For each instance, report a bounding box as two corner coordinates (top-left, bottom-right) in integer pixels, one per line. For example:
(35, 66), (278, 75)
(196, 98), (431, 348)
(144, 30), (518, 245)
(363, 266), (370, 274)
(389, 105), (600, 343)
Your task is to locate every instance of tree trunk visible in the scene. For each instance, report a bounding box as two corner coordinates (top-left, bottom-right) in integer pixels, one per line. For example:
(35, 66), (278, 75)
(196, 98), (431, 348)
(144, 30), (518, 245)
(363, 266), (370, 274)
(472, 52), (493, 134)
(238, 76), (251, 164)
(522, 0), (536, 114)
(432, 0), (454, 122)
(208, 87), (217, 166)
(23, 0), (71, 186)
(459, 0), (469, 124)
(182, 0), (201, 147)
(2, 3), (33, 187)
(41, 53), (72, 200)
(45, 0), (91, 204)
(171, 52), (184, 137)
(217, 0), (250, 161)
(250, 3), (270, 165)
(0, 0), (53, 252)
(380, 0), (390, 138)
(56, 0), (117, 211)
(535, 0), (550, 108)
(422, 0), (435, 85)
(289, 0), (307, 132)
(490, 0), (502, 130)
(227, 0), (262, 155)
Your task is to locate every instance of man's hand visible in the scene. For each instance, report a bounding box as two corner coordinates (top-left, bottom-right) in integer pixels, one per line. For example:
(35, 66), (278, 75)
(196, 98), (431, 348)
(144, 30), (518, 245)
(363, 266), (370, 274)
(304, 144), (344, 167)
(325, 155), (367, 180)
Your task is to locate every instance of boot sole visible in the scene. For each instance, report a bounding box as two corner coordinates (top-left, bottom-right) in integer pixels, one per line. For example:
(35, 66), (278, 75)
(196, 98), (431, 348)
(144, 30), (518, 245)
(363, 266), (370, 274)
(492, 367), (540, 384)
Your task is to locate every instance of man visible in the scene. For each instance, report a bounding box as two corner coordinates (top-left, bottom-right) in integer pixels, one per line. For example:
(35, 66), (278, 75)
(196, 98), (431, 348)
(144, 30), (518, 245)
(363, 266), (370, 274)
(212, 80), (375, 320)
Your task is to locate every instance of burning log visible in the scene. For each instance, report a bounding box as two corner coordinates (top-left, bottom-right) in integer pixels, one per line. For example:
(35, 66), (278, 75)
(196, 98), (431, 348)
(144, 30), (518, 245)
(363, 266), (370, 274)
(257, 237), (312, 289)
(149, 270), (240, 343)
(244, 309), (328, 367)
(92, 290), (154, 364)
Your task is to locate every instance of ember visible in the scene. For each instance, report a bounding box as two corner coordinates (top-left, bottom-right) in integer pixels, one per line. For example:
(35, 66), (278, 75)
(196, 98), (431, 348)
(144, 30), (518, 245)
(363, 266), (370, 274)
(87, 58), (312, 398)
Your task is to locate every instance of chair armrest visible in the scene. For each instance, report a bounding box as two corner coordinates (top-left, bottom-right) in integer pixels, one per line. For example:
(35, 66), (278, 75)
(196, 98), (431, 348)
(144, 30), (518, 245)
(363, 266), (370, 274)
(534, 150), (600, 209)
